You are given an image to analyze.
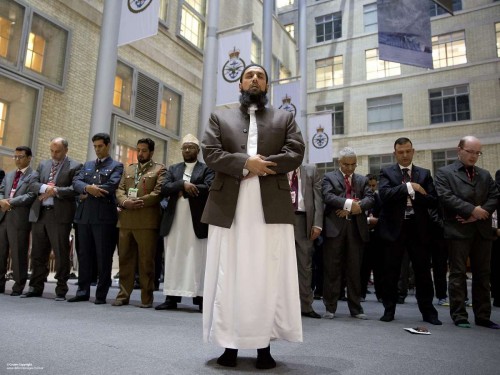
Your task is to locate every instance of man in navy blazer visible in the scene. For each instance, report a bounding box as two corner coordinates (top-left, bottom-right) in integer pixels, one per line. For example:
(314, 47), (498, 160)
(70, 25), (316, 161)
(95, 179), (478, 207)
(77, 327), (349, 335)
(435, 136), (499, 329)
(0, 146), (37, 295)
(69, 133), (123, 304)
(22, 138), (82, 300)
(378, 137), (441, 325)
(322, 147), (374, 320)
(156, 134), (214, 311)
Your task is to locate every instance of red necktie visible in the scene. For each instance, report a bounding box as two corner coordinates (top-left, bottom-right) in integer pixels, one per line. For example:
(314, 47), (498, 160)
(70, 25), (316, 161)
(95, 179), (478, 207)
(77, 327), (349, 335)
(49, 162), (59, 183)
(290, 170), (298, 210)
(344, 174), (351, 198)
(12, 170), (22, 190)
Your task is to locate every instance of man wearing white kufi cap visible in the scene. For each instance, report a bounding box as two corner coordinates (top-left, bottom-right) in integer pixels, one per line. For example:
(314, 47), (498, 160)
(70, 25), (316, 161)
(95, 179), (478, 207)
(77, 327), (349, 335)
(156, 134), (214, 311)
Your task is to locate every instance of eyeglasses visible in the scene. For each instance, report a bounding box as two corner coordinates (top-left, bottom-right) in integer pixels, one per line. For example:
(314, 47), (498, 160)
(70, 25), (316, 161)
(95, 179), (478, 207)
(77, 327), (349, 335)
(180, 146), (197, 151)
(12, 155), (27, 160)
(460, 148), (482, 157)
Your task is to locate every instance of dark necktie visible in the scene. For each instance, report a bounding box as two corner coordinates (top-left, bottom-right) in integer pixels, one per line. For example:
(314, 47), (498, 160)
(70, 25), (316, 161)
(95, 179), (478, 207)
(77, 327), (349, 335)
(49, 162), (60, 183)
(402, 168), (414, 216)
(465, 167), (474, 181)
(290, 169), (298, 210)
(12, 170), (22, 190)
(402, 168), (411, 183)
(344, 174), (352, 199)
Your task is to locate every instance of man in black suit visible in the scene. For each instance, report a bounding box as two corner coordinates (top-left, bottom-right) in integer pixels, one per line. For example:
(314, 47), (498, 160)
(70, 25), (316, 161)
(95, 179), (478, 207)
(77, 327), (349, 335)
(0, 146), (37, 295)
(378, 137), (441, 325)
(290, 164), (323, 319)
(156, 134), (214, 311)
(68, 133), (123, 304)
(22, 137), (82, 300)
(435, 136), (499, 329)
(322, 147), (374, 320)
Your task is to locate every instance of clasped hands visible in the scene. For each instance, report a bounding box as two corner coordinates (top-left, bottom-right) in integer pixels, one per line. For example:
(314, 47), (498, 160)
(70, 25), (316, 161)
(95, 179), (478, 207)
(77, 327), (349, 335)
(0, 199), (11, 212)
(38, 185), (58, 201)
(85, 184), (108, 198)
(456, 205), (489, 224)
(336, 200), (362, 217)
(243, 155), (277, 179)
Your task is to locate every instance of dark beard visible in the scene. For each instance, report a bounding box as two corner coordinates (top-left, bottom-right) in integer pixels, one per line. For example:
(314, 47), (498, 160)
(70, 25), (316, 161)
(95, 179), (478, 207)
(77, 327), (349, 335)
(239, 90), (268, 109)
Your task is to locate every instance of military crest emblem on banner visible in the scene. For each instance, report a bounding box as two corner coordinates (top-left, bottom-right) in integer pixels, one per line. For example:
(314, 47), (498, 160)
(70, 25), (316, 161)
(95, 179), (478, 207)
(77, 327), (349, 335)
(312, 125), (329, 149)
(222, 47), (246, 83)
(128, 0), (153, 13)
(278, 94), (297, 119)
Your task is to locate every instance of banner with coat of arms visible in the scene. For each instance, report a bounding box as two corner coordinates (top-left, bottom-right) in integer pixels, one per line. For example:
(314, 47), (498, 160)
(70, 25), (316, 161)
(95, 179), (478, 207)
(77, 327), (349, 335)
(272, 80), (301, 130)
(118, 0), (160, 47)
(307, 113), (333, 164)
(216, 29), (252, 106)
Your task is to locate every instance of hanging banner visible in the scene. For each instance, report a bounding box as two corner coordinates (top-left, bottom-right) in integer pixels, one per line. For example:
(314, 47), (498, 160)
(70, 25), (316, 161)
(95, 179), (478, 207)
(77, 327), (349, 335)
(307, 113), (333, 164)
(377, 0), (433, 69)
(118, 0), (160, 46)
(272, 80), (301, 128)
(216, 29), (252, 106)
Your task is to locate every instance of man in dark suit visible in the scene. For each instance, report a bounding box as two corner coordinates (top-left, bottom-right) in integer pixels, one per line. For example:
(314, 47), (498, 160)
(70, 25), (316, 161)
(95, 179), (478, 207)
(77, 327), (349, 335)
(322, 147), (374, 320)
(155, 134), (214, 311)
(202, 64), (304, 369)
(290, 164), (323, 319)
(435, 136), (499, 329)
(0, 146), (37, 295)
(68, 133), (123, 304)
(378, 137), (441, 325)
(21, 138), (82, 300)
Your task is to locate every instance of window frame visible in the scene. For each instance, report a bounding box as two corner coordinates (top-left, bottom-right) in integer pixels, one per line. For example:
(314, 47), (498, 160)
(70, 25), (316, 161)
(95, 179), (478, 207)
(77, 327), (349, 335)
(367, 94), (403, 132)
(368, 154), (395, 176)
(315, 12), (342, 43)
(315, 55), (344, 89)
(363, 3), (377, 33)
(432, 148), (458, 175)
(177, 0), (206, 51)
(365, 48), (401, 80)
(432, 31), (467, 69)
(316, 103), (344, 135)
(429, 85), (470, 124)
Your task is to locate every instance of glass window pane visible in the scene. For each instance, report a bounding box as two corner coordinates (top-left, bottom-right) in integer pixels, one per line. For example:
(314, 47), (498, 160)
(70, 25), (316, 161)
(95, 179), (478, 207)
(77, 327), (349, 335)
(114, 61), (133, 114)
(0, 1), (24, 66)
(160, 86), (181, 135)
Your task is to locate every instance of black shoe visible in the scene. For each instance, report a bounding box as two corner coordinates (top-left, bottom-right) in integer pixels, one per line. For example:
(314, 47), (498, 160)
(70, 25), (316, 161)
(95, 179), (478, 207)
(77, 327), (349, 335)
(475, 319), (500, 329)
(67, 295), (90, 302)
(380, 312), (395, 322)
(217, 348), (238, 367)
(256, 346), (276, 369)
(10, 291), (21, 297)
(20, 291), (42, 298)
(155, 301), (177, 310)
(423, 316), (442, 325)
(301, 310), (321, 319)
(94, 299), (107, 305)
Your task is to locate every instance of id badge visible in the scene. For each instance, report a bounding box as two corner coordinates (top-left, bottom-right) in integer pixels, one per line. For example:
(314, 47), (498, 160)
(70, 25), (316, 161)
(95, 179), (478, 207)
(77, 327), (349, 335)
(290, 191), (296, 204)
(128, 188), (138, 198)
(9, 188), (16, 199)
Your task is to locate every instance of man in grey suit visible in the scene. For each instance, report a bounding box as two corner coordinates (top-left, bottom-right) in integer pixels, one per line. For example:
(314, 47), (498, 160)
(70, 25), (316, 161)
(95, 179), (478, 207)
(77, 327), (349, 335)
(435, 135), (500, 329)
(21, 137), (82, 300)
(290, 164), (323, 319)
(322, 147), (374, 320)
(0, 146), (37, 295)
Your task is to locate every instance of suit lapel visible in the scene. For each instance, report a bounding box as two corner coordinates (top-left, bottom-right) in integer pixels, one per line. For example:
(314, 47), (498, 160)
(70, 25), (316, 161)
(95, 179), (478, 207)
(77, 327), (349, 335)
(452, 162), (473, 186)
(55, 158), (69, 185)
(14, 167), (32, 192)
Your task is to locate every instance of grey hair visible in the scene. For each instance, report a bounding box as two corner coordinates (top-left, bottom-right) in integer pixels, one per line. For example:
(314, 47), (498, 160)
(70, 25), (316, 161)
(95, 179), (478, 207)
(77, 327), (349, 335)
(51, 137), (69, 149)
(339, 147), (356, 159)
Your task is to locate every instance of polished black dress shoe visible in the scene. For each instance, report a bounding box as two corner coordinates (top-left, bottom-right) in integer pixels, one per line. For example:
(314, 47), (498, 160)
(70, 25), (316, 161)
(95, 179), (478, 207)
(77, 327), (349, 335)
(154, 301), (177, 310)
(380, 313), (395, 322)
(475, 319), (500, 329)
(94, 299), (107, 305)
(20, 291), (42, 298)
(67, 295), (90, 302)
(423, 316), (442, 325)
(217, 348), (238, 367)
(256, 345), (276, 369)
(10, 291), (21, 297)
(301, 310), (321, 319)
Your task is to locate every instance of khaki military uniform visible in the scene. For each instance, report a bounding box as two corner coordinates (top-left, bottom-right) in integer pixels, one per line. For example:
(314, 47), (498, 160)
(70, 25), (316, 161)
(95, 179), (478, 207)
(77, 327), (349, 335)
(115, 160), (166, 305)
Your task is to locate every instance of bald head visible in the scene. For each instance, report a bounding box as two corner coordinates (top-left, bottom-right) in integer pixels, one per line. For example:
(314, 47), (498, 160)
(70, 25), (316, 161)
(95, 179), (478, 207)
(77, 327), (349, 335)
(50, 137), (69, 162)
(457, 135), (482, 167)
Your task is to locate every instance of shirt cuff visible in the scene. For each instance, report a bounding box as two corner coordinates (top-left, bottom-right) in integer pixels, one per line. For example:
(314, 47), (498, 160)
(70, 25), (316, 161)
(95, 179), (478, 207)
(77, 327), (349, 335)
(406, 182), (415, 199)
(343, 199), (353, 211)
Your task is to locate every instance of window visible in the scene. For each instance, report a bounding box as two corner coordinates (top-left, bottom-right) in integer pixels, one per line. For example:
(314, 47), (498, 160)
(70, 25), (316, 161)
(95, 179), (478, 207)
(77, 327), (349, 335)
(159, 0), (169, 24)
(429, 0), (462, 17)
(368, 154), (395, 176)
(179, 0), (206, 49)
(316, 160), (339, 178)
(432, 149), (457, 174)
(363, 3), (377, 33)
(113, 60), (182, 137)
(0, 71), (42, 169)
(114, 118), (168, 166)
(284, 24), (295, 39)
(0, 1), (70, 90)
(113, 61), (133, 114)
(496, 23), (500, 57)
(276, 0), (294, 8)
(251, 35), (261, 64)
(316, 104), (344, 135)
(430, 85), (470, 124)
(365, 48), (401, 80)
(367, 94), (403, 131)
(315, 13), (342, 43)
(315, 56), (343, 89)
(432, 31), (466, 68)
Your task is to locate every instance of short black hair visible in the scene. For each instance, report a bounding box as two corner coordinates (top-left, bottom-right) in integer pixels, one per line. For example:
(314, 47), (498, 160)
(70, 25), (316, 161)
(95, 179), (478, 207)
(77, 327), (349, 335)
(239, 64), (269, 84)
(366, 174), (377, 181)
(92, 133), (111, 145)
(15, 146), (32, 157)
(137, 138), (155, 152)
(394, 137), (412, 149)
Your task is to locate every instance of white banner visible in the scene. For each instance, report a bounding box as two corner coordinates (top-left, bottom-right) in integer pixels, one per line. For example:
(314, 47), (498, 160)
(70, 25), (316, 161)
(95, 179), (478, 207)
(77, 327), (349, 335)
(377, 0), (432, 69)
(307, 113), (332, 164)
(272, 80), (301, 129)
(216, 29), (252, 106)
(118, 0), (160, 47)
